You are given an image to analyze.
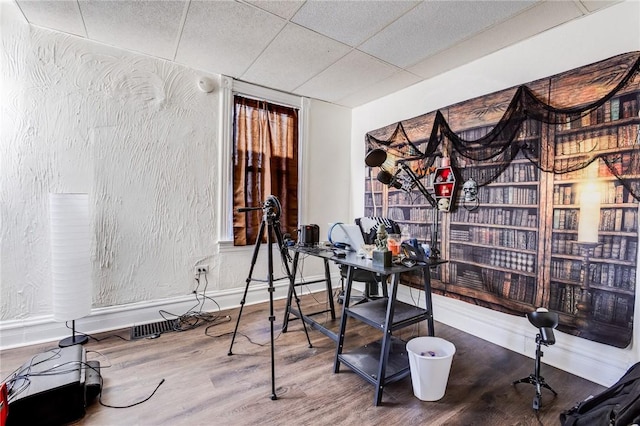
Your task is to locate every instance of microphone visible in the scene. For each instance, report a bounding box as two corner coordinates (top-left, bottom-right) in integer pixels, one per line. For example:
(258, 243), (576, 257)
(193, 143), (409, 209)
(237, 206), (263, 213)
(377, 170), (402, 189)
(378, 166), (436, 207)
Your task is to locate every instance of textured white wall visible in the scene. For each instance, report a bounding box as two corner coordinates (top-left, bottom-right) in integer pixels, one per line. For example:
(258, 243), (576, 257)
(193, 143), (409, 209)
(0, 2), (352, 334)
(351, 1), (640, 386)
(1, 7), (218, 319)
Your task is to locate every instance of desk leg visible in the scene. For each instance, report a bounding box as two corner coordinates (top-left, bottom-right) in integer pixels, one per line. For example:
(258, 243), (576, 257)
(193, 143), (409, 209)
(333, 265), (354, 374)
(381, 274), (389, 298)
(423, 266), (435, 336)
(282, 252), (300, 333)
(373, 273), (400, 406)
(324, 259), (336, 320)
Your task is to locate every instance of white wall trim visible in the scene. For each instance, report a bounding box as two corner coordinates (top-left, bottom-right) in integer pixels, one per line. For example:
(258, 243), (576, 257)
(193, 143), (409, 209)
(395, 285), (634, 387)
(217, 75), (234, 242)
(0, 273), (338, 351)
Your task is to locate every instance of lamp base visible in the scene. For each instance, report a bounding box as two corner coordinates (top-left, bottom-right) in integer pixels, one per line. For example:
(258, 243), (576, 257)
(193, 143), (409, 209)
(59, 334), (88, 348)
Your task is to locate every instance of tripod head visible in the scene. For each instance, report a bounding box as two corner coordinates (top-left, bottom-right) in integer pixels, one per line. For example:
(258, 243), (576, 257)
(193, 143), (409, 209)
(237, 195), (282, 223)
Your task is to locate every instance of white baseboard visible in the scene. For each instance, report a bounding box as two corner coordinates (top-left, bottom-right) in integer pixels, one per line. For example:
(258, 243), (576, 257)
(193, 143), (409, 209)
(0, 275), (337, 351)
(395, 286), (634, 387)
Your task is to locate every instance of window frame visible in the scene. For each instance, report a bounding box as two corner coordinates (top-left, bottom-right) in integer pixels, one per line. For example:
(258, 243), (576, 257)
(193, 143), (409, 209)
(218, 76), (309, 246)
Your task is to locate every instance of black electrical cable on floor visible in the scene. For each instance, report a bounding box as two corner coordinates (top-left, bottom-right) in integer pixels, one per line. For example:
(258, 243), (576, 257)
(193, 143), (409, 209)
(98, 377), (165, 409)
(158, 272), (226, 333)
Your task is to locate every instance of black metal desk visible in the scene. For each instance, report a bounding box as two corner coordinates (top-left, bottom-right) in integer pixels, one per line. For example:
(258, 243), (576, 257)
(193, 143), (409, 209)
(332, 252), (446, 406)
(282, 245), (339, 342)
(284, 245), (446, 406)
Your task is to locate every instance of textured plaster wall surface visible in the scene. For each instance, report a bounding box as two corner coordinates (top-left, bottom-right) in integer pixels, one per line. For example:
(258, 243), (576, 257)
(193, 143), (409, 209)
(1, 11), (218, 320)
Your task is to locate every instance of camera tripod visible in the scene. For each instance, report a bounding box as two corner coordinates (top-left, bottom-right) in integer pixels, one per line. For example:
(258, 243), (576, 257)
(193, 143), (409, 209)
(227, 195), (311, 401)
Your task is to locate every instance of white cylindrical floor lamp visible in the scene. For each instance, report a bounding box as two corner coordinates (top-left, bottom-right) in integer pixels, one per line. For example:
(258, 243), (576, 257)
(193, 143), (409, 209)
(49, 193), (92, 347)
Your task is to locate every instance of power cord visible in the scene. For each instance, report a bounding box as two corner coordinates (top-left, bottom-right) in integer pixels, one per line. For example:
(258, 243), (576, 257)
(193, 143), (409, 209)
(98, 376), (165, 409)
(62, 321), (131, 343)
(158, 271), (229, 333)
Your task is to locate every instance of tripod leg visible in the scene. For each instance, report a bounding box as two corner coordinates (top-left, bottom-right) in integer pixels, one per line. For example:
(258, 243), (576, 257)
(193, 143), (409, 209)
(228, 220), (266, 356)
(540, 380), (558, 396)
(266, 222), (278, 400)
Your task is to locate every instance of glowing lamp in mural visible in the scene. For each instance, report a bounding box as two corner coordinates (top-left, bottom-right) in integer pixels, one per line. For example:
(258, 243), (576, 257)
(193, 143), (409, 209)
(577, 162), (602, 244)
(577, 183), (602, 243)
(49, 193), (92, 347)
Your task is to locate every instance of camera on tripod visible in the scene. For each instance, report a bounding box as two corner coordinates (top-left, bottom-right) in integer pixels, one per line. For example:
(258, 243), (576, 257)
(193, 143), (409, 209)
(237, 195), (282, 220)
(229, 194), (312, 401)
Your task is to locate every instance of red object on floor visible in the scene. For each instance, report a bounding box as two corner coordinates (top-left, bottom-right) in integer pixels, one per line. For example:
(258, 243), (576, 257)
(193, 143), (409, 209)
(0, 382), (8, 426)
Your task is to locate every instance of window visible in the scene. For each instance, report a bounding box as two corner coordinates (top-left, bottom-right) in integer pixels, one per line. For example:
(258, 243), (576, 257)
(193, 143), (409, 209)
(232, 95), (299, 246)
(218, 77), (308, 246)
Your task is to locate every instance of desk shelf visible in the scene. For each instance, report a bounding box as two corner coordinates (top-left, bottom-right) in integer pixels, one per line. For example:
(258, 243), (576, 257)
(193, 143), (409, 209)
(337, 337), (410, 385)
(346, 298), (430, 331)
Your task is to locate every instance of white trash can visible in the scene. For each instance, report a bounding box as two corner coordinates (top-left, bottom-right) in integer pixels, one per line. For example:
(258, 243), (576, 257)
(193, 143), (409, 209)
(406, 336), (456, 401)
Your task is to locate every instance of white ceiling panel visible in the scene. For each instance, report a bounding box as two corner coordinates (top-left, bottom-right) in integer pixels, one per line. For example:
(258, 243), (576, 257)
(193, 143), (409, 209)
(79, 0), (187, 59)
(176, 1), (286, 77)
(336, 69), (423, 108)
(12, 0), (623, 107)
(16, 0), (86, 37)
(291, 0), (419, 47)
(242, 23), (352, 92)
(245, 0), (305, 19)
(296, 50), (399, 102)
(408, 1), (585, 79)
(581, 0), (622, 12)
(360, 0), (537, 68)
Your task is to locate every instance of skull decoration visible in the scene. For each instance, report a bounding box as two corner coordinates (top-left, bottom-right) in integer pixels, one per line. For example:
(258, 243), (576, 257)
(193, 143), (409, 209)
(437, 197), (450, 211)
(463, 178), (478, 202)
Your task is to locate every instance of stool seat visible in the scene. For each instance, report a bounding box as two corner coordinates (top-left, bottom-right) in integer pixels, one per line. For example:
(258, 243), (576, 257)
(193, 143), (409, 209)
(527, 310), (559, 329)
(527, 310), (558, 345)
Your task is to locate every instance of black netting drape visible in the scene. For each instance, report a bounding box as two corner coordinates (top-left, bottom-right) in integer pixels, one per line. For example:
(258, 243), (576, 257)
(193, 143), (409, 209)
(366, 53), (640, 201)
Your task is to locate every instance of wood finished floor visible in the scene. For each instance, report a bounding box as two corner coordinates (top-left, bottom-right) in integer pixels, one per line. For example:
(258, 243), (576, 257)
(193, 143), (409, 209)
(1, 292), (606, 425)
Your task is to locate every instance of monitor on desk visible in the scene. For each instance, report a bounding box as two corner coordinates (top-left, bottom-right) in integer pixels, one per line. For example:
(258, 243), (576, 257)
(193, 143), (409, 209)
(328, 223), (366, 252)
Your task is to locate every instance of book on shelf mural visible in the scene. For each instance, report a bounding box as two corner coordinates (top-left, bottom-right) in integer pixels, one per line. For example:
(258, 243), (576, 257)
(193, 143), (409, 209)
(364, 51), (640, 348)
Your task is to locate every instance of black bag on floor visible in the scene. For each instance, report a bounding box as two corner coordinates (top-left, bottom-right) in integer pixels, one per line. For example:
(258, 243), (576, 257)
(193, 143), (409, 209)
(560, 362), (640, 425)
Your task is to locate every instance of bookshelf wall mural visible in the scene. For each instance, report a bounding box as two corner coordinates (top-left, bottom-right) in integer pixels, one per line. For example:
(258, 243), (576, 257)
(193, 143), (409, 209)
(364, 52), (640, 348)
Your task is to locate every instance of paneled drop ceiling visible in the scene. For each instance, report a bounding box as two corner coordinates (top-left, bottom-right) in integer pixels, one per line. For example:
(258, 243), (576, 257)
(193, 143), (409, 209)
(14, 0), (621, 107)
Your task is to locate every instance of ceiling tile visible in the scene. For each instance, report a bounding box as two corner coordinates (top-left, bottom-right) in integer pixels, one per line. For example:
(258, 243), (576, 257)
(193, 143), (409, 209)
(295, 50), (399, 103)
(242, 23), (351, 92)
(244, 0), (305, 19)
(360, 0), (538, 68)
(16, 0), (86, 37)
(581, 0), (623, 13)
(291, 0), (419, 47)
(175, 1), (285, 78)
(336, 70), (423, 108)
(79, 0), (187, 59)
(408, 1), (584, 79)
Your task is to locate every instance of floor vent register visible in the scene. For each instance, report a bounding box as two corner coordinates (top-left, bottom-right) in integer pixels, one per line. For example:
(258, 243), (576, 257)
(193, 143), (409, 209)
(130, 319), (179, 339)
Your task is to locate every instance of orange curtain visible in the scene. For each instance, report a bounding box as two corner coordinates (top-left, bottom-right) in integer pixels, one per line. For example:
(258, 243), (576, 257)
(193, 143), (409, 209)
(233, 96), (299, 246)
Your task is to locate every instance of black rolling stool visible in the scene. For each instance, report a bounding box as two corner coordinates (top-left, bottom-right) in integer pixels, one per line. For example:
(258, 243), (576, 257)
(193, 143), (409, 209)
(513, 308), (559, 411)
